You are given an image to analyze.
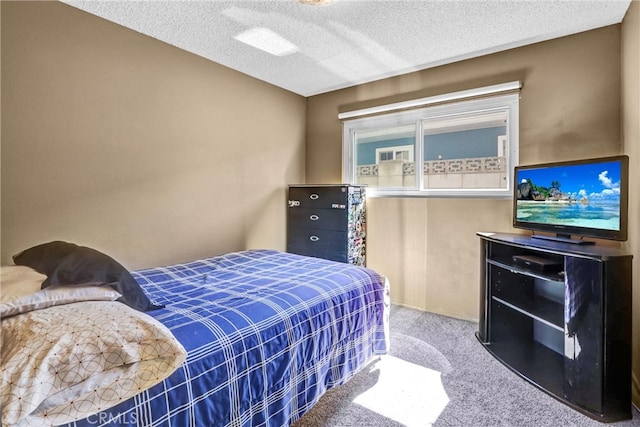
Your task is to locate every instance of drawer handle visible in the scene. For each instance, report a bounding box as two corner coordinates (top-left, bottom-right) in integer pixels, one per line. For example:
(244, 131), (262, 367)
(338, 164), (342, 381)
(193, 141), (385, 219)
(309, 194), (319, 200)
(309, 235), (320, 242)
(309, 215), (319, 221)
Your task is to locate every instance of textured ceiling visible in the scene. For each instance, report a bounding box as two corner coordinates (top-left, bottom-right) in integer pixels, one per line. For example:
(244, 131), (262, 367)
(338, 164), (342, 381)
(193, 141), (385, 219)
(61, 0), (632, 97)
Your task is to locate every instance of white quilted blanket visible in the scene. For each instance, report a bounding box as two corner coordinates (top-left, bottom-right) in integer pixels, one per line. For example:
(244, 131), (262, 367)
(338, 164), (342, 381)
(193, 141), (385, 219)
(1, 301), (186, 426)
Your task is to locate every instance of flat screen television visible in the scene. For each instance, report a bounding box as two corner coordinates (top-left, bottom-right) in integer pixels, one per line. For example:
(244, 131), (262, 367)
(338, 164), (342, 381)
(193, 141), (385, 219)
(513, 155), (629, 244)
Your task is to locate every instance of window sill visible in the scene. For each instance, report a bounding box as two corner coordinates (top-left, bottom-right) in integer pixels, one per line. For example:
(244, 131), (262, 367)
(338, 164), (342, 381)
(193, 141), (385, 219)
(365, 188), (513, 198)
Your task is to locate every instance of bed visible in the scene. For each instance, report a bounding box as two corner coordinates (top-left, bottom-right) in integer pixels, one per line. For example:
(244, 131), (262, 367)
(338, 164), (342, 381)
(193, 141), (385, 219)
(1, 245), (390, 427)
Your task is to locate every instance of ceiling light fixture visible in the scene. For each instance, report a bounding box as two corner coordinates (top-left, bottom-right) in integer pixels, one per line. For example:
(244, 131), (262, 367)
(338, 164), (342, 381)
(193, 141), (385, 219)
(234, 27), (300, 57)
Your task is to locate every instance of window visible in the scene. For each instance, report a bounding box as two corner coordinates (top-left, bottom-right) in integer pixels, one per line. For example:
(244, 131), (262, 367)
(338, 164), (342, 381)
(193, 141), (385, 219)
(341, 82), (520, 197)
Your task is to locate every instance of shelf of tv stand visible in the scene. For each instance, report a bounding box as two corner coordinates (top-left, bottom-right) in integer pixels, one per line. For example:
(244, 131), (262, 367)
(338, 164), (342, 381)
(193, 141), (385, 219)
(492, 294), (563, 331)
(477, 231), (630, 260)
(487, 257), (564, 283)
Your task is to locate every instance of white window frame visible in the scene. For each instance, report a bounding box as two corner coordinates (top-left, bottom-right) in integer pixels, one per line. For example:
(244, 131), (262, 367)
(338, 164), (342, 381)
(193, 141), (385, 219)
(341, 82), (520, 198)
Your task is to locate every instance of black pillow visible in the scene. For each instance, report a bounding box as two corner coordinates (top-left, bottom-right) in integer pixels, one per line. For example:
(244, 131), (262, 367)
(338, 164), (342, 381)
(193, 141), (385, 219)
(13, 241), (163, 312)
(11, 241), (77, 276)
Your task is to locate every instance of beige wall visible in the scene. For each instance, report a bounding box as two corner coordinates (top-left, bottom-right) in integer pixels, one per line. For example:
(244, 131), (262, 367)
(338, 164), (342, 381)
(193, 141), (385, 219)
(1, 1), (306, 269)
(622, 0), (640, 408)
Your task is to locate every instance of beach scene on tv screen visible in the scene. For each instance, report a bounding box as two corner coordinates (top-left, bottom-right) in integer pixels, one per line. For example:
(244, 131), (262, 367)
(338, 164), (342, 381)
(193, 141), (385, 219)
(516, 161), (622, 231)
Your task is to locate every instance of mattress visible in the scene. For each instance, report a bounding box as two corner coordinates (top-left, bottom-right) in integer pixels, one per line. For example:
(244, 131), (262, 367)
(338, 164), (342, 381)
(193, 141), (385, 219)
(62, 249), (390, 427)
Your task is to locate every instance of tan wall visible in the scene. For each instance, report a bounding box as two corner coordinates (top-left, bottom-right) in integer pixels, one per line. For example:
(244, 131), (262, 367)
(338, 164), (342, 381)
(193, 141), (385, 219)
(622, 0), (640, 409)
(1, 1), (306, 269)
(307, 25), (623, 320)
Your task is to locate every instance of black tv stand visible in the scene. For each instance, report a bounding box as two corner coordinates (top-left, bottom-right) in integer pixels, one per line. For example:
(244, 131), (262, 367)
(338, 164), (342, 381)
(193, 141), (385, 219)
(476, 232), (632, 422)
(531, 233), (595, 245)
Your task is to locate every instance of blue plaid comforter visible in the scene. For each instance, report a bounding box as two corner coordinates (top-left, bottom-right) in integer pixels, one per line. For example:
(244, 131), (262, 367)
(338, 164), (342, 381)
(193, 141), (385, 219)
(64, 249), (389, 427)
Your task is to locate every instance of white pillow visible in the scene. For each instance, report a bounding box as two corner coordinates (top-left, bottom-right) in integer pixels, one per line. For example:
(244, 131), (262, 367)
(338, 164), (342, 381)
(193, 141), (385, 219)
(1, 265), (47, 303)
(0, 284), (122, 318)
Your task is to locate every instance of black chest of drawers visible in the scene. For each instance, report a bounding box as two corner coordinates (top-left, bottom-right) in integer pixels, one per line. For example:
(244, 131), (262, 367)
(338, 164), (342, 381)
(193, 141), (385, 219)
(287, 185), (366, 266)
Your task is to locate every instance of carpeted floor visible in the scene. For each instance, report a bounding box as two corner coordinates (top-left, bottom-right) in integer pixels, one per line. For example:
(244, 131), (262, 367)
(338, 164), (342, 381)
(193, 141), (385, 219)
(293, 305), (640, 427)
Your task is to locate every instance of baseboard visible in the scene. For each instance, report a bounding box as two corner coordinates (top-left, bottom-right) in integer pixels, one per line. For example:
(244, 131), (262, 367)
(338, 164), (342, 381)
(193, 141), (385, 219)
(391, 302), (479, 323)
